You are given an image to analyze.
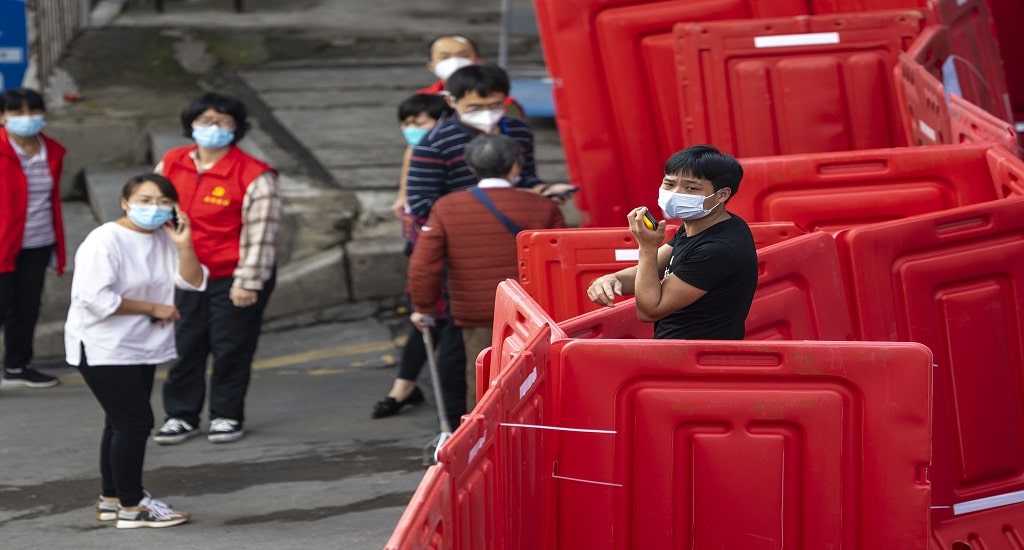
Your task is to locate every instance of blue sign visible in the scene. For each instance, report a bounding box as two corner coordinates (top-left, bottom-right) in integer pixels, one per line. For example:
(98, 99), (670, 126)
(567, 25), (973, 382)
(0, 0), (28, 90)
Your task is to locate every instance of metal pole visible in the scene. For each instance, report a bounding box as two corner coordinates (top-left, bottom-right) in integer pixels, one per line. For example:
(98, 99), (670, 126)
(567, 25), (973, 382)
(498, 0), (509, 69)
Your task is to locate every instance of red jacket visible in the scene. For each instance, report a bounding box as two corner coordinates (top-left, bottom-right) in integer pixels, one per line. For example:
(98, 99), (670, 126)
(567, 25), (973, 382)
(0, 128), (66, 275)
(161, 145), (275, 280)
(408, 187), (565, 327)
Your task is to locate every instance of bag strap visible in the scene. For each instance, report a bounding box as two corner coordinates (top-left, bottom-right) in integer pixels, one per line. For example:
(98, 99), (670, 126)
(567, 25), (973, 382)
(468, 187), (522, 235)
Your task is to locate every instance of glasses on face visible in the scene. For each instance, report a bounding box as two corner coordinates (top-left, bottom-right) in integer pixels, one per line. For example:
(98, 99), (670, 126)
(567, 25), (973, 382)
(460, 100), (506, 114)
(193, 116), (236, 130)
(129, 197), (174, 210)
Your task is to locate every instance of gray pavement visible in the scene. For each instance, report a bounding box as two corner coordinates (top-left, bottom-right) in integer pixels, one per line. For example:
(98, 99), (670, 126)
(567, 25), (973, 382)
(1, 0), (570, 547)
(0, 318), (440, 549)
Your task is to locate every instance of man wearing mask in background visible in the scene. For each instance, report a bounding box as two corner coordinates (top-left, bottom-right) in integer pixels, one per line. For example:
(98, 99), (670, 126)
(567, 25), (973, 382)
(586, 145), (758, 340)
(405, 64), (574, 219)
(415, 34), (524, 119)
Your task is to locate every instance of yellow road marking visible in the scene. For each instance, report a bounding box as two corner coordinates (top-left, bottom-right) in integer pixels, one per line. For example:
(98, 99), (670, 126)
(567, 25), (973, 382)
(47, 338), (403, 388)
(252, 339), (398, 370)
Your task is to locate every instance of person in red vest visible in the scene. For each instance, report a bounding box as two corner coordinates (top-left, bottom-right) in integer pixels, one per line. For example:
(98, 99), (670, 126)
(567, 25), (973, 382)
(152, 93), (280, 445)
(0, 87), (66, 389)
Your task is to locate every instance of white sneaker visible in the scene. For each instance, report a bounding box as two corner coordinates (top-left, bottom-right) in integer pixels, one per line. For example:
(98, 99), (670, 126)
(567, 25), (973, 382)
(115, 494), (189, 529)
(153, 418), (198, 445)
(208, 418), (244, 443)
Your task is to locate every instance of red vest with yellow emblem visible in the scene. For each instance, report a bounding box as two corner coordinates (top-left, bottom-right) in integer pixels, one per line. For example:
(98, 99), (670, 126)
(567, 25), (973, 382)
(161, 145), (275, 280)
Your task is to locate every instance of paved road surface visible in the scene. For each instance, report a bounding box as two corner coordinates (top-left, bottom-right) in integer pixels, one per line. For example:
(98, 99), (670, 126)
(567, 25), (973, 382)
(0, 319), (438, 549)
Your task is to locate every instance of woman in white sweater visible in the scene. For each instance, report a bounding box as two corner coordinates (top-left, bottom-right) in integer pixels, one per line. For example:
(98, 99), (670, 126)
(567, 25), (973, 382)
(66, 174), (206, 529)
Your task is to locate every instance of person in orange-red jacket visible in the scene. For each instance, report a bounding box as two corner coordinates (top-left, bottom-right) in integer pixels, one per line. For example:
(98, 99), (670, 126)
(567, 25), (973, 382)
(152, 92), (280, 446)
(408, 134), (565, 427)
(0, 87), (66, 389)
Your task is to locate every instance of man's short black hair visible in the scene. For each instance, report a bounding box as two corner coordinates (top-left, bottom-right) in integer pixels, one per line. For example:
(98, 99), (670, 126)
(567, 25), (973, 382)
(464, 134), (522, 179)
(179, 92), (250, 143)
(445, 65), (510, 100)
(427, 34), (481, 58)
(0, 87), (46, 113)
(397, 93), (451, 123)
(664, 145), (744, 197)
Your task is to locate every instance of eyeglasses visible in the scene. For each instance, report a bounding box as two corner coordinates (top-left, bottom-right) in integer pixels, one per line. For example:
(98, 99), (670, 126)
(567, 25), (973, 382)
(193, 116), (236, 130)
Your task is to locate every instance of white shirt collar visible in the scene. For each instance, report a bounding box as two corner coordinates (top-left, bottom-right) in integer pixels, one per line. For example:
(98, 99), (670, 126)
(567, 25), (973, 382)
(477, 177), (513, 188)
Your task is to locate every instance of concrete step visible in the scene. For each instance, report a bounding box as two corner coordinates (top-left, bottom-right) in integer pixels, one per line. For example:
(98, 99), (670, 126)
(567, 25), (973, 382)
(82, 165), (154, 222)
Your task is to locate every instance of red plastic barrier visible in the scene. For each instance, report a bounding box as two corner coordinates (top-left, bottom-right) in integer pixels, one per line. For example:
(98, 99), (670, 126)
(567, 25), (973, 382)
(731, 143), (1021, 231)
(488, 279), (558, 384)
(983, 144), (1024, 199)
(898, 30), (951, 146)
(533, 0), (814, 226)
(555, 231), (852, 342)
(516, 222), (802, 323)
(434, 393), (503, 550)
(835, 197), (1024, 530)
(749, 221), (807, 247)
(746, 231), (854, 340)
(674, 10), (924, 158)
(384, 465), (452, 550)
(487, 332), (555, 550)
(551, 340), (932, 549)
(988, 0), (1024, 127)
(949, 93), (1020, 158)
(931, 502), (1024, 549)
(934, 0), (1012, 124)
(516, 227), (672, 322)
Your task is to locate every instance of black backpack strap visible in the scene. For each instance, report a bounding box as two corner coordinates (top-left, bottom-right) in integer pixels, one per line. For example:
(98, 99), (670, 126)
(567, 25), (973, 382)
(468, 187), (522, 235)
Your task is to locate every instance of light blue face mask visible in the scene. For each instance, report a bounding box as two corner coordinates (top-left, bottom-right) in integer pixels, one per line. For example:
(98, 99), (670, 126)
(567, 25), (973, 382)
(402, 127), (430, 146)
(127, 204), (174, 231)
(5, 115), (46, 137)
(192, 124), (235, 149)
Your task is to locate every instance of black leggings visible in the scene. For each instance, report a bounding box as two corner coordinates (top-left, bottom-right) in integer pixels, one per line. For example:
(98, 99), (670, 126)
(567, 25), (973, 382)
(0, 245), (52, 371)
(77, 347), (155, 508)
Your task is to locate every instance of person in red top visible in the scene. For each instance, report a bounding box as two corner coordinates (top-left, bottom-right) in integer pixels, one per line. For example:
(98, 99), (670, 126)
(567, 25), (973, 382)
(152, 93), (281, 445)
(408, 134), (565, 426)
(416, 35), (524, 118)
(0, 87), (66, 389)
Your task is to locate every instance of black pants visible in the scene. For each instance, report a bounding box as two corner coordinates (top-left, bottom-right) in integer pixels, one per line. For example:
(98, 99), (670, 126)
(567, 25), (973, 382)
(434, 318), (466, 430)
(162, 273), (275, 426)
(0, 245), (52, 371)
(77, 347), (155, 508)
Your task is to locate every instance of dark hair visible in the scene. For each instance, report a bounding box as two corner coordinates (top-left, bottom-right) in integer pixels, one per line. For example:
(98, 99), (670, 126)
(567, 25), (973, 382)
(397, 93), (451, 123)
(464, 134), (522, 179)
(121, 173), (179, 202)
(179, 92), (249, 142)
(0, 87), (46, 113)
(427, 34), (480, 59)
(445, 64), (510, 100)
(663, 145), (744, 197)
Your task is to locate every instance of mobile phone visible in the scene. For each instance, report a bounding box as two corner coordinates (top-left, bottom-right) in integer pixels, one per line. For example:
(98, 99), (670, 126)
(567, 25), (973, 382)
(171, 207), (180, 231)
(548, 187), (580, 200)
(642, 210), (658, 230)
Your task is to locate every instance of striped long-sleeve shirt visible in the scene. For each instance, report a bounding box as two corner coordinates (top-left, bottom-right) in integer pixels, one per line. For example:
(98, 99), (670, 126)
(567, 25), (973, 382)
(406, 116), (543, 219)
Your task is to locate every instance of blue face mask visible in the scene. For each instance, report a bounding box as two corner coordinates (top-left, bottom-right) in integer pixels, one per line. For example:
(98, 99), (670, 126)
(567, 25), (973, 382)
(192, 124), (235, 149)
(402, 127), (430, 146)
(5, 115), (46, 137)
(127, 204), (174, 231)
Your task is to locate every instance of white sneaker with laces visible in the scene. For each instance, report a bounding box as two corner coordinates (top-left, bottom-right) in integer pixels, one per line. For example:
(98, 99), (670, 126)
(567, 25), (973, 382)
(208, 418), (244, 443)
(153, 418), (198, 445)
(115, 493), (189, 529)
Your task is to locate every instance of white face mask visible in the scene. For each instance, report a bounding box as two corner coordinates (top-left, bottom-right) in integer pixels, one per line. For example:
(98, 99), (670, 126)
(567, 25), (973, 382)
(433, 57), (474, 81)
(460, 108), (505, 133)
(658, 188), (721, 220)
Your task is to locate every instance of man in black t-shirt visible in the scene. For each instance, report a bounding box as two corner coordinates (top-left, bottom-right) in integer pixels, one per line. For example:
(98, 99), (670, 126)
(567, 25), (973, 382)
(586, 145), (758, 340)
